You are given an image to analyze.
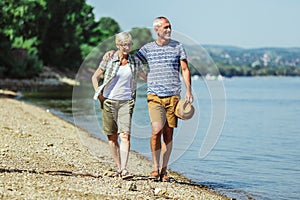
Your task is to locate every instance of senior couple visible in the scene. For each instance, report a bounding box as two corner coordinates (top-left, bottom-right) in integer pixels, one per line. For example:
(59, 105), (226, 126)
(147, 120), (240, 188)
(92, 16), (193, 181)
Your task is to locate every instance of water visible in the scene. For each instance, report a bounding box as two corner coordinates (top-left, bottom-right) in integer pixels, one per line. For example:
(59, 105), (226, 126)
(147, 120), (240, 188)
(20, 77), (300, 200)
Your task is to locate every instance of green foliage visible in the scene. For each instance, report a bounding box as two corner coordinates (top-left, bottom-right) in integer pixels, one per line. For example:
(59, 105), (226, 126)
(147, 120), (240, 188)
(204, 45), (300, 76)
(38, 0), (89, 69)
(0, 0), (121, 78)
(0, 0), (45, 78)
(80, 17), (121, 59)
(215, 63), (300, 77)
(130, 27), (153, 51)
(98, 17), (121, 39)
(38, 2), (122, 70)
(8, 51), (43, 78)
(12, 37), (39, 55)
(0, 35), (15, 77)
(0, 36), (43, 78)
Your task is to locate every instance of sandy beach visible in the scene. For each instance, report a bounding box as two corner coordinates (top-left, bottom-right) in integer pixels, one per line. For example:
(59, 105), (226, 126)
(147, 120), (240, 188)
(0, 98), (230, 199)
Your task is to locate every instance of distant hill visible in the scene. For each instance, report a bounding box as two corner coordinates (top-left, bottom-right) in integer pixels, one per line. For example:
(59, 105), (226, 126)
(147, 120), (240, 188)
(202, 45), (300, 68)
(185, 45), (300, 76)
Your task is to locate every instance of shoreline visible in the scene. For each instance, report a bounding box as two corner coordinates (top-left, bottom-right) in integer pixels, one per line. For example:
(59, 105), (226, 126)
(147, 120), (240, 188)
(0, 97), (230, 199)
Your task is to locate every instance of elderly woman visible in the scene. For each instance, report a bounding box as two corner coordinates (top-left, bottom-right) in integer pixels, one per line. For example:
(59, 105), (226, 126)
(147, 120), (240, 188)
(92, 32), (147, 179)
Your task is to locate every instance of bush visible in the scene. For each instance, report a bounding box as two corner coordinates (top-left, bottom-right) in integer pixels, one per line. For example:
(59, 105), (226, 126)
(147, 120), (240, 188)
(6, 50), (43, 78)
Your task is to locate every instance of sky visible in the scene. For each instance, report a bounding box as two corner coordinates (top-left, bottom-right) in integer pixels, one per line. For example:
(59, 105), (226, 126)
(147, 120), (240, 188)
(86, 0), (300, 49)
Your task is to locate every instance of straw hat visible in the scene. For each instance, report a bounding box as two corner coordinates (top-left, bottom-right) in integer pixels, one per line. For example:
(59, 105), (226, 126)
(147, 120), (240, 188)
(175, 100), (195, 120)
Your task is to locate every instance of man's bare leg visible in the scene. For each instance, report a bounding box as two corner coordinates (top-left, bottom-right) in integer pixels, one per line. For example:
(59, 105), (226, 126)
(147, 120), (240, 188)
(150, 121), (164, 174)
(161, 124), (173, 175)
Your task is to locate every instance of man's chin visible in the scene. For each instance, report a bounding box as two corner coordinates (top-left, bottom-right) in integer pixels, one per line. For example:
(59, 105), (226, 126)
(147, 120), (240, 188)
(164, 35), (171, 40)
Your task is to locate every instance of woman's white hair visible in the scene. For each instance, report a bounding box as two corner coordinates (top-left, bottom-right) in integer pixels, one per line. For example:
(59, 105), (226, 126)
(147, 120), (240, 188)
(115, 32), (132, 44)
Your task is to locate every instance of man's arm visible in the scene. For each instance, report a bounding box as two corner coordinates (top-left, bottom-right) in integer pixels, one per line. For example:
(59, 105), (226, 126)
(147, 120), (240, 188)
(139, 70), (147, 81)
(102, 50), (115, 61)
(180, 59), (193, 103)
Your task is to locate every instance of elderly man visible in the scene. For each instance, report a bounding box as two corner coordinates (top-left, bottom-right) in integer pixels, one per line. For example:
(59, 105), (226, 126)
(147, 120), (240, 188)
(136, 16), (193, 181)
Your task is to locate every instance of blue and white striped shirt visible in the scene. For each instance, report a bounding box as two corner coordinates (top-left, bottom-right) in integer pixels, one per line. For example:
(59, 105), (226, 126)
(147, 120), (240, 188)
(136, 39), (187, 97)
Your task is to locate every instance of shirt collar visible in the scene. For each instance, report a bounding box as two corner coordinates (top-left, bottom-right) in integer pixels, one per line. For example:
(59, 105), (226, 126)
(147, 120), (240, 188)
(112, 50), (133, 63)
(112, 51), (120, 62)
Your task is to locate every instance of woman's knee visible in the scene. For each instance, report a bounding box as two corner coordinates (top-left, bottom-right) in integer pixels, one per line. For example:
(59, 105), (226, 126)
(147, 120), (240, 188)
(119, 132), (130, 142)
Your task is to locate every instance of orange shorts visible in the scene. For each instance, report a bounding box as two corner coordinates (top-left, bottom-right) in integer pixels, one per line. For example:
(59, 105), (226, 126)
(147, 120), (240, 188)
(147, 94), (180, 128)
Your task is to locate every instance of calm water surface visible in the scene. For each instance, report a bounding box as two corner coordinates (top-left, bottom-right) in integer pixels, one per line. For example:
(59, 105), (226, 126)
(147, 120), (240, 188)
(21, 77), (300, 200)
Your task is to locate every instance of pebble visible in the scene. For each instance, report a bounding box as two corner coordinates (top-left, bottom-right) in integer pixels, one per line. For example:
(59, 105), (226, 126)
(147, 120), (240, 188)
(127, 182), (137, 191)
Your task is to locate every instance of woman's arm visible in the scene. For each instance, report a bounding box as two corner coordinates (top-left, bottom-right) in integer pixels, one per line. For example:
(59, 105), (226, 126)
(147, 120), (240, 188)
(91, 67), (104, 91)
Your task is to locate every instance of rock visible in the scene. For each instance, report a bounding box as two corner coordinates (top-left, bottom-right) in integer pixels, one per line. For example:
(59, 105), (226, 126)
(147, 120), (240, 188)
(127, 182), (137, 191)
(113, 183), (121, 188)
(154, 187), (169, 197)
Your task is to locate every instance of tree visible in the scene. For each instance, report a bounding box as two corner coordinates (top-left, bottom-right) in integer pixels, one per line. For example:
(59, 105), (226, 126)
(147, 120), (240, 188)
(0, 0), (120, 77)
(80, 16), (121, 60)
(0, 0), (45, 78)
(38, 0), (87, 69)
(38, 1), (121, 70)
(129, 27), (153, 51)
(98, 17), (121, 39)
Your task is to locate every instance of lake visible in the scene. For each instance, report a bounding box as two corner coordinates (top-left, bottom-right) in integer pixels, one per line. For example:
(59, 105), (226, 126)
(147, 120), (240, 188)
(20, 77), (300, 200)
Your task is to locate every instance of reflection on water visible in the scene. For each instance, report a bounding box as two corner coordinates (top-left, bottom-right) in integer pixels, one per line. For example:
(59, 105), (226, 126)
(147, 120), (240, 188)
(19, 87), (74, 122)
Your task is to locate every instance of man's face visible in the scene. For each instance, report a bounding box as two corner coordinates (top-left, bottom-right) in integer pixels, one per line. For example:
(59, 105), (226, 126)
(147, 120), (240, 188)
(156, 19), (172, 40)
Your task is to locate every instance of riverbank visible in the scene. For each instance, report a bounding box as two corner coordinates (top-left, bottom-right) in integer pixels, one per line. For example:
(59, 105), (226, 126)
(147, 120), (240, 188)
(0, 98), (230, 199)
(0, 66), (79, 92)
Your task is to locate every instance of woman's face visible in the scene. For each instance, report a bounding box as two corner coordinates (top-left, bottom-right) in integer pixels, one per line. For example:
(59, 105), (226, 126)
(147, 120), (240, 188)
(116, 41), (132, 55)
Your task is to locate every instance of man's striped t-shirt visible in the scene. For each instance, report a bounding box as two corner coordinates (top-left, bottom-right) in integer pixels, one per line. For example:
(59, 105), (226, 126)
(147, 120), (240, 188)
(136, 39), (187, 97)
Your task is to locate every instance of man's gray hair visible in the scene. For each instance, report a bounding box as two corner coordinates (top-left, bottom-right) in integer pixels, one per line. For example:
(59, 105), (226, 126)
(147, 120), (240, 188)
(153, 16), (169, 28)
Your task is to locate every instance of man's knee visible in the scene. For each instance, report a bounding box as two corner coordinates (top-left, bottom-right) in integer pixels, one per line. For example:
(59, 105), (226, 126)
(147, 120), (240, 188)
(152, 122), (164, 135)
